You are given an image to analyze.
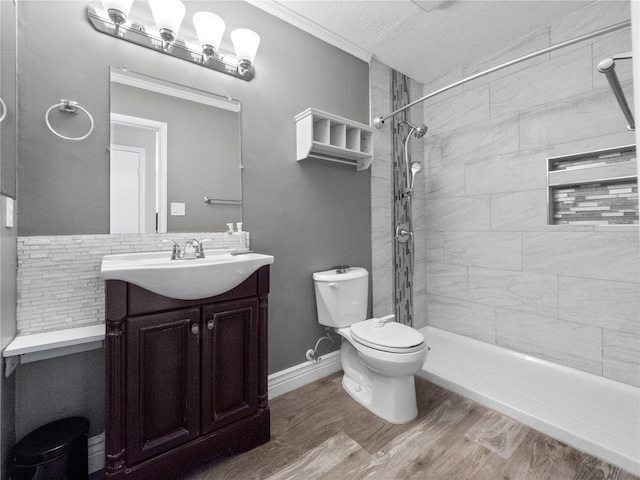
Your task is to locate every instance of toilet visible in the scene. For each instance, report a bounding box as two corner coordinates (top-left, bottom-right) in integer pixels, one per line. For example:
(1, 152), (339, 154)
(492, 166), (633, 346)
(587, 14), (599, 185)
(313, 266), (428, 424)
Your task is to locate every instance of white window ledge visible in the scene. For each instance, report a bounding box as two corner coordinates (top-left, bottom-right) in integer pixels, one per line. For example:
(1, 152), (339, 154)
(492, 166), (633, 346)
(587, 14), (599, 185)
(3, 325), (105, 377)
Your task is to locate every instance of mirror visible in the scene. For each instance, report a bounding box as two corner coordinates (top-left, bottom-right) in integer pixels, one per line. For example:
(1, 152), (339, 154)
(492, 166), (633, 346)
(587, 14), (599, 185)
(109, 67), (242, 233)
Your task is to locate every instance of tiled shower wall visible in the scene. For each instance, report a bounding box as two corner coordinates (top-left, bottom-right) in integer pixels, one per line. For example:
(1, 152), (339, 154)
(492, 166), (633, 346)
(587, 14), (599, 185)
(16, 232), (247, 335)
(420, 1), (639, 386)
(370, 61), (426, 325)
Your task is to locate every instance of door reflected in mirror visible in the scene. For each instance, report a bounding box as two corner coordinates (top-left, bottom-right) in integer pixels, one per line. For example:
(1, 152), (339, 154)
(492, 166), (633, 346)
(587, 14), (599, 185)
(109, 67), (242, 233)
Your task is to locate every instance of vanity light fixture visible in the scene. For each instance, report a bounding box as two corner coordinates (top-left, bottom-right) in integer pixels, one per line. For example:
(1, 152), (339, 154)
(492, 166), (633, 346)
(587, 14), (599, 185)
(87, 2), (260, 81)
(231, 28), (261, 76)
(193, 11), (226, 60)
(100, 0), (133, 34)
(148, 0), (186, 50)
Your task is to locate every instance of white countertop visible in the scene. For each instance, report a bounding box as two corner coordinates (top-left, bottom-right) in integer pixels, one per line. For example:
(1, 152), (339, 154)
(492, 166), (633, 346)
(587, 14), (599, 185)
(3, 325), (106, 377)
(3, 324), (105, 357)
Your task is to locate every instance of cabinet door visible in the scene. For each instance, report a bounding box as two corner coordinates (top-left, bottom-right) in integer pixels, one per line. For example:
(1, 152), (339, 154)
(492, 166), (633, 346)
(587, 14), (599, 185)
(126, 308), (200, 465)
(201, 298), (259, 435)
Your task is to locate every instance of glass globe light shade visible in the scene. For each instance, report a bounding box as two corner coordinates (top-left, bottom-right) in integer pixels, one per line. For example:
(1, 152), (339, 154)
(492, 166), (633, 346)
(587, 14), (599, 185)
(231, 28), (260, 65)
(193, 12), (226, 54)
(148, 0), (186, 38)
(101, 0), (134, 24)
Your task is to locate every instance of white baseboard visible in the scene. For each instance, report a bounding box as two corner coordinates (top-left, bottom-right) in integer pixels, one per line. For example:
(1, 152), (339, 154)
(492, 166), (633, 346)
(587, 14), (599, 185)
(89, 351), (342, 473)
(268, 350), (342, 399)
(88, 431), (105, 474)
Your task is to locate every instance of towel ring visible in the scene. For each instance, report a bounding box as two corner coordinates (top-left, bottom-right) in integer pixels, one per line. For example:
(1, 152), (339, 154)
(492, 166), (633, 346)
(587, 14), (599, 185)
(45, 99), (94, 141)
(0, 97), (7, 123)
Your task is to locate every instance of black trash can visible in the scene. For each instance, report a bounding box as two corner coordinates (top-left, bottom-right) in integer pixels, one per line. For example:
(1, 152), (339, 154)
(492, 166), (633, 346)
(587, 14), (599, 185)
(9, 416), (90, 480)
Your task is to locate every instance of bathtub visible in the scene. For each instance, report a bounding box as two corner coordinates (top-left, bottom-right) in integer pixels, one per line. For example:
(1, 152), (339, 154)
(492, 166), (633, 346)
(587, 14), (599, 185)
(418, 326), (640, 476)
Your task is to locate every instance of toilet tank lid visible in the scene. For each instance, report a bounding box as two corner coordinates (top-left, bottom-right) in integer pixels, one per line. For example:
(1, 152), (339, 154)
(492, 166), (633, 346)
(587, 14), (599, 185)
(313, 267), (368, 282)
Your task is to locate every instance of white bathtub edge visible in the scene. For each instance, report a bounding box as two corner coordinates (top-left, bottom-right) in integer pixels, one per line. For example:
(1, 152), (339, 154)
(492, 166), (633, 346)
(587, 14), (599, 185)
(418, 326), (640, 476)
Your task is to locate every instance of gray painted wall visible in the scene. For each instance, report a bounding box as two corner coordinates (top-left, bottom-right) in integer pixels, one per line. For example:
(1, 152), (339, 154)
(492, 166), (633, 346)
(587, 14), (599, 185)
(1, 0), (17, 477)
(1, 0), (16, 198)
(0, 196), (16, 477)
(0, 198), (17, 474)
(14, 1), (371, 441)
(15, 349), (105, 440)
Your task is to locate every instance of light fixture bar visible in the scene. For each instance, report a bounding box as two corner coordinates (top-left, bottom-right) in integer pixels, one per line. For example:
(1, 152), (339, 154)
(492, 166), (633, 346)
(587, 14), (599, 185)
(87, 3), (255, 81)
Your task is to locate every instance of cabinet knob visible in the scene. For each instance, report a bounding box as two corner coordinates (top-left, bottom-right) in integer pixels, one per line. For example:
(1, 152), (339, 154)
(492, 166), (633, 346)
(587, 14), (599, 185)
(191, 324), (199, 335)
(207, 319), (214, 330)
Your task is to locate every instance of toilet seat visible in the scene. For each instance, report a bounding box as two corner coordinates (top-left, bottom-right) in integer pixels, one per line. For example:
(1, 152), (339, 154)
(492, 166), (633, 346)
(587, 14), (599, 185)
(350, 320), (425, 354)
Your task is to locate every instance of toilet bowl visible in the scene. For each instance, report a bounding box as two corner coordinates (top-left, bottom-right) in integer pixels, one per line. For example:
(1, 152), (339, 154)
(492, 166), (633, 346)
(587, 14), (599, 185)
(313, 267), (428, 424)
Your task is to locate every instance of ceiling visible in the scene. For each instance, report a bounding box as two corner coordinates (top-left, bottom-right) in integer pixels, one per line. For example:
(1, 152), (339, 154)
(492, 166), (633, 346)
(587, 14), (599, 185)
(258, 0), (595, 84)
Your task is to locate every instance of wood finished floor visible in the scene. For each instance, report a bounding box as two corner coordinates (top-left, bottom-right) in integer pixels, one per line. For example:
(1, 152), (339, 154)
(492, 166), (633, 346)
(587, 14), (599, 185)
(179, 373), (639, 480)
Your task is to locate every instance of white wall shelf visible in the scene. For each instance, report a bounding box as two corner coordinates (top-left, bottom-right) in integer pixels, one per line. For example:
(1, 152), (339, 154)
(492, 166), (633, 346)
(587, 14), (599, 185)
(295, 108), (375, 170)
(3, 324), (105, 377)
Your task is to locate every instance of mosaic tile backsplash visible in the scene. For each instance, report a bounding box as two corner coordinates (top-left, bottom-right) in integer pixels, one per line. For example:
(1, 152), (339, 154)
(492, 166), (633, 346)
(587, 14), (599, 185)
(550, 146), (636, 170)
(552, 181), (639, 225)
(548, 145), (638, 226)
(391, 69), (413, 327)
(17, 232), (249, 335)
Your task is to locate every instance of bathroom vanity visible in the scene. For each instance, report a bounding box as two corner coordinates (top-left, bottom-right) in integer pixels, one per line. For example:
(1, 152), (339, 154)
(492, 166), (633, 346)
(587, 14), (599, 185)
(103, 265), (270, 479)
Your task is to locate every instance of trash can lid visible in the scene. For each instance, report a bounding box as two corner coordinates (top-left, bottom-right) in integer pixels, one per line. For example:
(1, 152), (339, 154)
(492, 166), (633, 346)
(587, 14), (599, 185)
(13, 417), (90, 466)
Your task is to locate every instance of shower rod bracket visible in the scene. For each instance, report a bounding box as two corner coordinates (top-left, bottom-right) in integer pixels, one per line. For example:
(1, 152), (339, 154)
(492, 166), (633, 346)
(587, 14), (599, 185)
(597, 52), (635, 131)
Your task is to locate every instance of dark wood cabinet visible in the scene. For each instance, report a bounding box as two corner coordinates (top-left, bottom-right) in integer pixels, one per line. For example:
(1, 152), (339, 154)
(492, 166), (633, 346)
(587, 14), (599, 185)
(125, 308), (201, 465)
(201, 299), (259, 435)
(105, 266), (270, 479)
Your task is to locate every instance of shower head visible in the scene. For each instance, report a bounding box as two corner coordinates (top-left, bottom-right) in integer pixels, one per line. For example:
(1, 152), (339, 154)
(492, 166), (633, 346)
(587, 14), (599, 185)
(400, 120), (428, 138)
(409, 161), (422, 191)
(413, 125), (428, 138)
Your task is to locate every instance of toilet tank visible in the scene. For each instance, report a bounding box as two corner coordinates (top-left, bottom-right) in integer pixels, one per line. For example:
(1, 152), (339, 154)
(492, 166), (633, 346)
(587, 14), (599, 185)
(313, 267), (368, 328)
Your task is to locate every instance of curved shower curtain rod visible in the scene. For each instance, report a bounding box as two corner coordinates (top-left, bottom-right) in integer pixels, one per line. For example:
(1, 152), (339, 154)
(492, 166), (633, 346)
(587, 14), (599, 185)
(373, 20), (632, 129)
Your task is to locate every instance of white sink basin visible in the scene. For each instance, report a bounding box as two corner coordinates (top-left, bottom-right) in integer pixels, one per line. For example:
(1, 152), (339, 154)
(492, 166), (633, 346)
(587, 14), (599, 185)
(100, 249), (274, 300)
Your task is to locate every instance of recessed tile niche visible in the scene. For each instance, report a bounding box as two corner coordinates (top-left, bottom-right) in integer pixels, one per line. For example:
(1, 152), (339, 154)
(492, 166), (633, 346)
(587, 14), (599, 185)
(547, 145), (638, 226)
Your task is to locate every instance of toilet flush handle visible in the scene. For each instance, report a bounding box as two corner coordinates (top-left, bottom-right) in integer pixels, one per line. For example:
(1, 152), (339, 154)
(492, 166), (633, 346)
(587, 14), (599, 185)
(328, 283), (339, 289)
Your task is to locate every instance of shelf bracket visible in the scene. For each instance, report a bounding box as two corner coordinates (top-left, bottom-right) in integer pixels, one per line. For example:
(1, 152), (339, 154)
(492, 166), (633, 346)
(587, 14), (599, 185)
(4, 356), (18, 378)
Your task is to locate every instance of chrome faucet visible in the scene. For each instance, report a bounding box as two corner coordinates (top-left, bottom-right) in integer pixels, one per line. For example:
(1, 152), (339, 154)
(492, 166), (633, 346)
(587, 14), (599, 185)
(395, 223), (413, 243)
(163, 239), (185, 260)
(184, 239), (205, 259)
(164, 238), (213, 260)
